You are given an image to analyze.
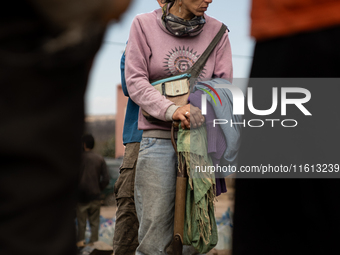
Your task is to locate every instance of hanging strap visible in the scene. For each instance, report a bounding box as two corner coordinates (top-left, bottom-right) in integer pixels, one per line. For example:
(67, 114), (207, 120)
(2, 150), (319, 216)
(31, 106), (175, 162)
(188, 23), (228, 81)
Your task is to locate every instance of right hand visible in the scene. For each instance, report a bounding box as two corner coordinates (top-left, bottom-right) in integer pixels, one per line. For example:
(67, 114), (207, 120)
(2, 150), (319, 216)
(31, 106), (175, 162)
(172, 104), (205, 130)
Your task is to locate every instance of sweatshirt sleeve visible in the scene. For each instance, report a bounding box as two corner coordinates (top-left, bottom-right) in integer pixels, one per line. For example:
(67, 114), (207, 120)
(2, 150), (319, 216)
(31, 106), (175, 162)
(213, 31), (233, 82)
(125, 16), (176, 121)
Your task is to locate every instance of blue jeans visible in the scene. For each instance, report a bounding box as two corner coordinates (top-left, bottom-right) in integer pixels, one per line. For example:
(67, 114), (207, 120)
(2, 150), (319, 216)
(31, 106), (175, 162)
(134, 138), (177, 255)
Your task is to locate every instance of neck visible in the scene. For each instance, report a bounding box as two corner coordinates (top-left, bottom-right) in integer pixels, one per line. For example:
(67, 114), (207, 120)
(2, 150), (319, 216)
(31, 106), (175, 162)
(83, 144), (91, 151)
(169, 2), (194, 20)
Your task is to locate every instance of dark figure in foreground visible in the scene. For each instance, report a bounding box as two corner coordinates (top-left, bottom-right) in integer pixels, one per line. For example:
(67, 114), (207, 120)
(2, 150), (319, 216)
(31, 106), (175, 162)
(0, 1), (131, 254)
(233, 1), (340, 255)
(77, 134), (109, 245)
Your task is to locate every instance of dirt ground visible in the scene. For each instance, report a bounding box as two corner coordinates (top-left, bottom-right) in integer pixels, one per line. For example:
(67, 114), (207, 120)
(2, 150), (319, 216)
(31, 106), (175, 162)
(99, 179), (235, 255)
(98, 178), (235, 255)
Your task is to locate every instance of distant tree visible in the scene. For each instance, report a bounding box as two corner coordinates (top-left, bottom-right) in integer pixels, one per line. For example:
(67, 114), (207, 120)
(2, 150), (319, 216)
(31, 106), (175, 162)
(102, 136), (115, 158)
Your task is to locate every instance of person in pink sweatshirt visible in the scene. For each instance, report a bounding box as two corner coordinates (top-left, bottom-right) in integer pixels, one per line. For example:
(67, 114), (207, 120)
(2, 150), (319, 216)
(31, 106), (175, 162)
(125, 0), (232, 254)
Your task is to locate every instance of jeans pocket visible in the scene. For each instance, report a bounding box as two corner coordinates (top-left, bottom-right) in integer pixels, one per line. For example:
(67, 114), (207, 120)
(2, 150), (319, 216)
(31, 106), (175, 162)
(139, 138), (157, 153)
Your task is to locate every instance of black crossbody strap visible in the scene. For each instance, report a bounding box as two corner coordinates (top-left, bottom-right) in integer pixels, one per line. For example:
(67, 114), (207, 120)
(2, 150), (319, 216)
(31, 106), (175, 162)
(188, 23), (228, 80)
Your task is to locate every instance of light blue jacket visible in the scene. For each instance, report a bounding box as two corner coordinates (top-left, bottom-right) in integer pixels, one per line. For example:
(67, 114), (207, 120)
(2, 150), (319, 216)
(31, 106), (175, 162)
(193, 78), (243, 177)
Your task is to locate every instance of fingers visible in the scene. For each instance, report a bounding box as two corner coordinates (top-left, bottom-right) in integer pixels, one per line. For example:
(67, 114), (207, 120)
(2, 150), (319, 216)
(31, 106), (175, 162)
(172, 105), (191, 129)
(190, 105), (205, 129)
(172, 104), (205, 130)
(180, 113), (190, 130)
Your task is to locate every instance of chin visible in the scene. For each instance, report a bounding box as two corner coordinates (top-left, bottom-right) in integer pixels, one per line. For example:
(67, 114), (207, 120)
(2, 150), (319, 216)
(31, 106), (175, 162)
(194, 11), (205, 16)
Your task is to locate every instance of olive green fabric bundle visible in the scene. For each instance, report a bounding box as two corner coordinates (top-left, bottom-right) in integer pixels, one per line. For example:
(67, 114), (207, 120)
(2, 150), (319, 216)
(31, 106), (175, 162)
(177, 123), (217, 254)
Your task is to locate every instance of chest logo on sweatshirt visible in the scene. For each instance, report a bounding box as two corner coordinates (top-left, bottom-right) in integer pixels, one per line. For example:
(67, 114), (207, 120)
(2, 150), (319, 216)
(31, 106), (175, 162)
(163, 46), (206, 79)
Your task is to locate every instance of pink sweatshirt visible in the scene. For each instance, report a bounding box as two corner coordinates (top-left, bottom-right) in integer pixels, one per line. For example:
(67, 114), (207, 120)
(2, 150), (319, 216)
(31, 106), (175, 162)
(125, 8), (233, 131)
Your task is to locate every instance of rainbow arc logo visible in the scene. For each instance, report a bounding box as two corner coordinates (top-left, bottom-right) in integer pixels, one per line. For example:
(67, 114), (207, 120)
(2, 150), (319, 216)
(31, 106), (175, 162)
(197, 83), (223, 106)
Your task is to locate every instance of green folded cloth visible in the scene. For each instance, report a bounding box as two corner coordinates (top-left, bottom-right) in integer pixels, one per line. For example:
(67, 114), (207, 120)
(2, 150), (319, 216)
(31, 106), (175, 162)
(177, 123), (217, 254)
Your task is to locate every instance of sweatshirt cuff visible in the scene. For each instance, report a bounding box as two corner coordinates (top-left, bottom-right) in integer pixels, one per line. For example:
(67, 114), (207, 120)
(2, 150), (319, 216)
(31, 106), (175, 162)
(165, 105), (180, 121)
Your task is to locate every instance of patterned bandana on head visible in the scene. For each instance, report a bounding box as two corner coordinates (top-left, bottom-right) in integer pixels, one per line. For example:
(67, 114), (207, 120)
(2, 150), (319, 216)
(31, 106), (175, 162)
(162, 3), (206, 37)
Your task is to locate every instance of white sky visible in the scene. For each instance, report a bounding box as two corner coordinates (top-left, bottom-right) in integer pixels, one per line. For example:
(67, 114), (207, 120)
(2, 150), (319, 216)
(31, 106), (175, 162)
(85, 0), (254, 115)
